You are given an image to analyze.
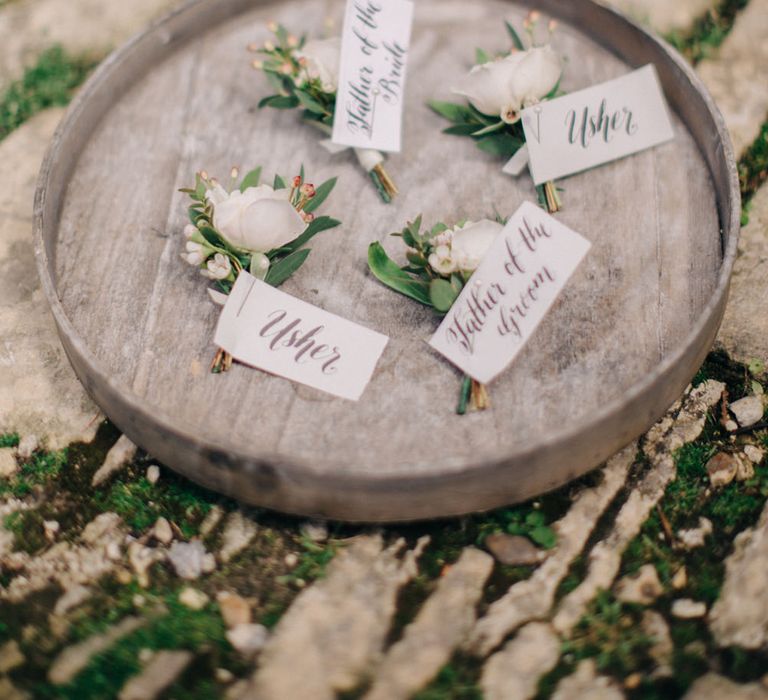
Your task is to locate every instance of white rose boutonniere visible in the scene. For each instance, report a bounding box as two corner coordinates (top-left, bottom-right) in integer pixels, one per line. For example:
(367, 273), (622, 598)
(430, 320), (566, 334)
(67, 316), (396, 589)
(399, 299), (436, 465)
(430, 12), (566, 213)
(250, 24), (398, 203)
(369, 214), (508, 414)
(179, 165), (341, 373)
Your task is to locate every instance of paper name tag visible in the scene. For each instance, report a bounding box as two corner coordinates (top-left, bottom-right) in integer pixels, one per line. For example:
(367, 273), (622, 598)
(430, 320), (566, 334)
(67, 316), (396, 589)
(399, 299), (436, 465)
(331, 0), (414, 153)
(522, 64), (674, 185)
(214, 273), (389, 401)
(429, 202), (591, 384)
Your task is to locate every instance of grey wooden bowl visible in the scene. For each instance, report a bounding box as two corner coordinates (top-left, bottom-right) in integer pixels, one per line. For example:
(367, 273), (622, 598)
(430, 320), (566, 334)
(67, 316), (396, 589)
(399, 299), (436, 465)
(34, 0), (739, 522)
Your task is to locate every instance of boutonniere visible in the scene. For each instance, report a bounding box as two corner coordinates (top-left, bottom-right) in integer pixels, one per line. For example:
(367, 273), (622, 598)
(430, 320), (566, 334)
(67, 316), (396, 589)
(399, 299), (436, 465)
(368, 216), (502, 414)
(429, 13), (565, 213)
(180, 165), (340, 372)
(250, 23), (398, 203)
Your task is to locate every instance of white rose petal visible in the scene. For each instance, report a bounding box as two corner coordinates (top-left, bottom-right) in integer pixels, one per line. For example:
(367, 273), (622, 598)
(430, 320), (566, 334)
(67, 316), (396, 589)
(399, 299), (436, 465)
(450, 219), (504, 272)
(202, 253), (232, 281)
(510, 45), (561, 108)
(451, 52), (526, 119)
(205, 183), (230, 207)
(213, 185), (306, 254)
(296, 37), (341, 92)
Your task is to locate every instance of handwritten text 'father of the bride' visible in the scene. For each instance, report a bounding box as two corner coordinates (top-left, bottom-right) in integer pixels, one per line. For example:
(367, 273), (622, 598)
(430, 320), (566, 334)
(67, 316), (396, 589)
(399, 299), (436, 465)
(344, 1), (408, 139)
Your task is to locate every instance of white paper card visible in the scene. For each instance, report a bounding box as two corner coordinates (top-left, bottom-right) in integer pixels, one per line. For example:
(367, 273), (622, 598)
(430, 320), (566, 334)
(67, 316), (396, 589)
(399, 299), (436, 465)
(429, 202), (591, 384)
(331, 0), (414, 153)
(214, 273), (389, 401)
(522, 64), (674, 185)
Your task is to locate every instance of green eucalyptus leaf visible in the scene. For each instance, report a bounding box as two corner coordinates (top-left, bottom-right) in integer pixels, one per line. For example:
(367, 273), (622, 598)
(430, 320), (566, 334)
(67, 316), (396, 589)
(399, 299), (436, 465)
(265, 249), (311, 287)
(274, 216), (341, 257)
(198, 225), (227, 250)
(476, 132), (524, 158)
(273, 174), (287, 190)
(430, 278), (459, 313)
(428, 100), (476, 124)
(239, 167), (262, 192)
(475, 47), (491, 64)
(505, 21), (526, 50)
(367, 242), (432, 307)
(259, 94), (300, 109)
(302, 177), (337, 213)
(443, 124), (484, 136)
(295, 89), (329, 115)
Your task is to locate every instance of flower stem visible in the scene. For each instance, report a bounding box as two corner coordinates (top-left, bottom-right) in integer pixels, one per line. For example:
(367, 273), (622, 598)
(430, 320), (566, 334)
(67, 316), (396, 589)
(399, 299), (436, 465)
(457, 375), (473, 415)
(210, 348), (234, 374)
(470, 380), (490, 411)
(370, 164), (397, 203)
(543, 180), (561, 213)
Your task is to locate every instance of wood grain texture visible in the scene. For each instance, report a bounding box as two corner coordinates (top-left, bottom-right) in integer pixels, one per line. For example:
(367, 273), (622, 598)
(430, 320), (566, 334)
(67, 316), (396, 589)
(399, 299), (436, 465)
(34, 0), (740, 521)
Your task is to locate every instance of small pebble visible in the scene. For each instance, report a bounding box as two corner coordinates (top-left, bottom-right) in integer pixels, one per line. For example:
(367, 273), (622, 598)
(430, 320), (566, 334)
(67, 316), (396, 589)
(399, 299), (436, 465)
(624, 672), (642, 690)
(744, 445), (765, 464)
(484, 533), (544, 566)
(179, 587), (209, 611)
(217, 591), (252, 628)
(133, 594), (146, 608)
(730, 395), (764, 428)
(614, 564), (663, 605)
(138, 648), (154, 664)
(43, 520), (60, 541)
(284, 553), (299, 569)
(706, 453), (739, 487)
(671, 567), (687, 590)
(215, 668), (234, 683)
(106, 542), (122, 560)
(146, 465), (161, 484)
(152, 517), (174, 545)
(301, 521), (328, 543)
(0, 448), (18, 478)
(226, 623), (269, 658)
(724, 419), (739, 432)
(677, 517), (713, 550)
(671, 598), (707, 619)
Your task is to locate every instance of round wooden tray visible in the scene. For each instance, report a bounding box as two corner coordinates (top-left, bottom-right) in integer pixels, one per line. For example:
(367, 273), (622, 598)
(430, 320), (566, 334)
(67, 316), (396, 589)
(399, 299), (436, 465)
(35, 0), (739, 522)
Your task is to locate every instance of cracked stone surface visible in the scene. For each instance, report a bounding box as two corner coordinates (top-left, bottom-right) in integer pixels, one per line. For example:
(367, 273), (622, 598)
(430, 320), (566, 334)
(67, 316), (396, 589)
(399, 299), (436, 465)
(364, 547), (494, 700)
(553, 381), (724, 635)
(683, 673), (768, 700)
(118, 649), (193, 700)
(468, 442), (637, 656)
(710, 499), (768, 648)
(718, 185), (768, 365)
(0, 108), (101, 448)
(698, 0), (768, 156)
(481, 622), (561, 700)
(0, 512), (124, 602)
(240, 535), (429, 700)
(552, 659), (625, 700)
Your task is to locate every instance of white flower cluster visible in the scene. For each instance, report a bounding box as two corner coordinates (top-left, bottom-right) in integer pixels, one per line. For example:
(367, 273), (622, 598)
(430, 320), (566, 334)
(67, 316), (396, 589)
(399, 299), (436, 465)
(427, 220), (503, 276)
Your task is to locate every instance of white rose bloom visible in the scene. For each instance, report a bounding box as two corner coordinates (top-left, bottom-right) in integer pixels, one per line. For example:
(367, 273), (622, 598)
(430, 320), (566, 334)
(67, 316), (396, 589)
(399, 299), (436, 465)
(183, 224), (198, 239)
(510, 45), (561, 108)
(452, 52), (525, 120)
(181, 241), (208, 266)
(452, 46), (561, 123)
(212, 184), (306, 254)
(450, 220), (504, 272)
(202, 253), (232, 280)
(296, 37), (341, 92)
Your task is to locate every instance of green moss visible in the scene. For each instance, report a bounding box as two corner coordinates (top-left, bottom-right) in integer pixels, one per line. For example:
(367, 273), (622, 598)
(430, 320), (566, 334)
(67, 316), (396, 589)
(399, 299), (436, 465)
(0, 448), (68, 499)
(739, 120), (768, 203)
(0, 433), (20, 448)
(0, 46), (98, 141)
(665, 0), (749, 64)
(412, 655), (484, 700)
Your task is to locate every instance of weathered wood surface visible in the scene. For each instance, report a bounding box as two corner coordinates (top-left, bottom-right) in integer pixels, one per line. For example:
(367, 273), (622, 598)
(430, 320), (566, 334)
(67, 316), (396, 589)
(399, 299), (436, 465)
(34, 0), (739, 521)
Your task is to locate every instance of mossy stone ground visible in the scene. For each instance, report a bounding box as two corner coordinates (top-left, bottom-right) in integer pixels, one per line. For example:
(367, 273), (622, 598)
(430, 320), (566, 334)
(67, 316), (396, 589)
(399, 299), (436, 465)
(3, 0), (768, 697)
